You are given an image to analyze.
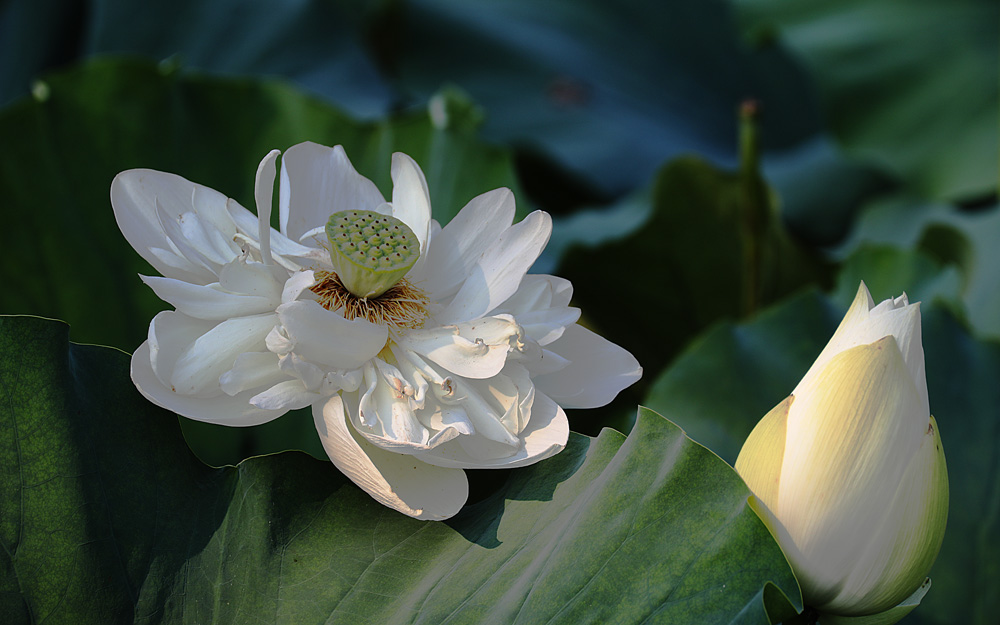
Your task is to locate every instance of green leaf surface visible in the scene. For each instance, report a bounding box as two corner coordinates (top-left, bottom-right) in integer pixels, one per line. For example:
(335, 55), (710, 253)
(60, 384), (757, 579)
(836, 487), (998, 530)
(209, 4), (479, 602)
(0, 57), (524, 465)
(396, 0), (822, 195)
(736, 0), (1000, 201)
(643, 290), (1000, 624)
(0, 315), (801, 624)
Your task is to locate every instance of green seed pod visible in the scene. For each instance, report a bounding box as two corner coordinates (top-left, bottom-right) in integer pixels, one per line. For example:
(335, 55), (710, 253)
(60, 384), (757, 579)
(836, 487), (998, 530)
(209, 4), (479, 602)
(325, 210), (420, 298)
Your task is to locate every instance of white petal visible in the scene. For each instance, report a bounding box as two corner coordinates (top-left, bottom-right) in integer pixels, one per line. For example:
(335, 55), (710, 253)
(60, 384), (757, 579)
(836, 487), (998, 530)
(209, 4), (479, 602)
(220, 352), (286, 395)
(132, 341), (285, 426)
(141, 276), (278, 320)
(353, 362), (432, 448)
(390, 153), (432, 258)
(112, 169), (239, 283)
(418, 188), (515, 299)
(777, 338), (927, 605)
(227, 197), (324, 266)
(250, 380), (321, 411)
(532, 324), (642, 409)
(255, 149), (280, 265)
(155, 203), (236, 275)
(279, 142), (384, 242)
(218, 257), (286, 298)
(419, 391), (568, 469)
(437, 211), (552, 325)
(281, 270), (317, 303)
(312, 395), (469, 520)
(493, 273), (573, 316)
(276, 300), (388, 370)
(397, 316), (518, 379)
(147, 310), (215, 389)
(170, 314), (277, 395)
(796, 282), (927, 415)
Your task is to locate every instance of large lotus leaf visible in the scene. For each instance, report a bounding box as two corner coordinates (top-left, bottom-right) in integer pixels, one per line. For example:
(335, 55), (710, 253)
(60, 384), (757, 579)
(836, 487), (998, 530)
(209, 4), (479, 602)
(643, 289), (1000, 624)
(0, 57), (524, 465)
(395, 0), (822, 196)
(0, 315), (801, 624)
(0, 0), (390, 116)
(735, 0), (999, 202)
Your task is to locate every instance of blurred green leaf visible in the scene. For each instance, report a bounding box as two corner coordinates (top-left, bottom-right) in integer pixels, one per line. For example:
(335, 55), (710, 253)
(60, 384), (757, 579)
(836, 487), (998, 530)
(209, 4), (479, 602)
(558, 157), (829, 392)
(736, 0), (999, 201)
(838, 198), (1000, 340)
(395, 0), (823, 195)
(642, 290), (1000, 624)
(0, 315), (801, 625)
(0, 57), (524, 465)
(831, 245), (964, 316)
(0, 0), (390, 116)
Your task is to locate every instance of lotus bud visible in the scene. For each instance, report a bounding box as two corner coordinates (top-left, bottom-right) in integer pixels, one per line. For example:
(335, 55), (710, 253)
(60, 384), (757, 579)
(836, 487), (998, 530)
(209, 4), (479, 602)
(736, 282), (948, 623)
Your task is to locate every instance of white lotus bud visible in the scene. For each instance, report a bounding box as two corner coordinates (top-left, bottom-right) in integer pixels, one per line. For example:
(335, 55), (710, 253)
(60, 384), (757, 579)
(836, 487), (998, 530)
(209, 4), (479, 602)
(736, 282), (948, 623)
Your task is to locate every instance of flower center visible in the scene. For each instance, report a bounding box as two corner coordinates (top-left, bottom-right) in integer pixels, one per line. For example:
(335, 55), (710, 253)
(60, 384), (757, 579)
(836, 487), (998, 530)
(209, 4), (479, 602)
(310, 271), (429, 330)
(325, 210), (419, 298)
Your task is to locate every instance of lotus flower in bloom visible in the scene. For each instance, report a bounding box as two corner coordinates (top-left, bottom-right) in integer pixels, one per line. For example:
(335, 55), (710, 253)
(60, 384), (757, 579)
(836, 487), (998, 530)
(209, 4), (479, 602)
(112, 142), (641, 520)
(736, 283), (948, 623)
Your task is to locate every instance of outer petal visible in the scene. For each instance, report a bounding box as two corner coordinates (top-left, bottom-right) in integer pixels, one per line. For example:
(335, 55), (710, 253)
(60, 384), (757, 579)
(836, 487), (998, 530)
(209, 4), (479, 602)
(132, 341), (285, 426)
(390, 153), (432, 258)
(312, 395), (469, 520)
(140, 275), (279, 320)
(777, 337), (927, 608)
(533, 323), (642, 409)
(255, 149), (280, 265)
(279, 142), (384, 242)
(170, 313), (278, 395)
(418, 391), (569, 469)
(797, 283), (927, 416)
(276, 300), (387, 370)
(437, 211), (553, 325)
(417, 187), (515, 298)
(112, 169), (238, 284)
(823, 416), (948, 616)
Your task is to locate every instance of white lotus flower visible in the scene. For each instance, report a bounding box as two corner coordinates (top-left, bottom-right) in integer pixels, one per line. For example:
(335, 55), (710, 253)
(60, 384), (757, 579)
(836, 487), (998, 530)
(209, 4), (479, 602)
(736, 283), (948, 623)
(112, 141), (641, 520)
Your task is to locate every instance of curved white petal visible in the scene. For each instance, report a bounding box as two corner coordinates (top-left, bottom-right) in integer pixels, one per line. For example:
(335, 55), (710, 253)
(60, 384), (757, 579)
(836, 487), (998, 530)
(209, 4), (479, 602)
(390, 153), (432, 259)
(147, 310), (215, 389)
(170, 313), (277, 395)
(132, 342), (285, 426)
(250, 380), (321, 411)
(533, 324), (642, 409)
(112, 169), (239, 284)
(141, 276), (279, 320)
(397, 316), (518, 380)
(796, 282), (927, 416)
(279, 142), (384, 242)
(419, 391), (568, 469)
(219, 352), (286, 395)
(255, 149), (280, 265)
(418, 188), (516, 299)
(313, 395), (469, 520)
(276, 300), (388, 370)
(777, 338), (926, 606)
(226, 197), (324, 268)
(437, 211), (552, 325)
